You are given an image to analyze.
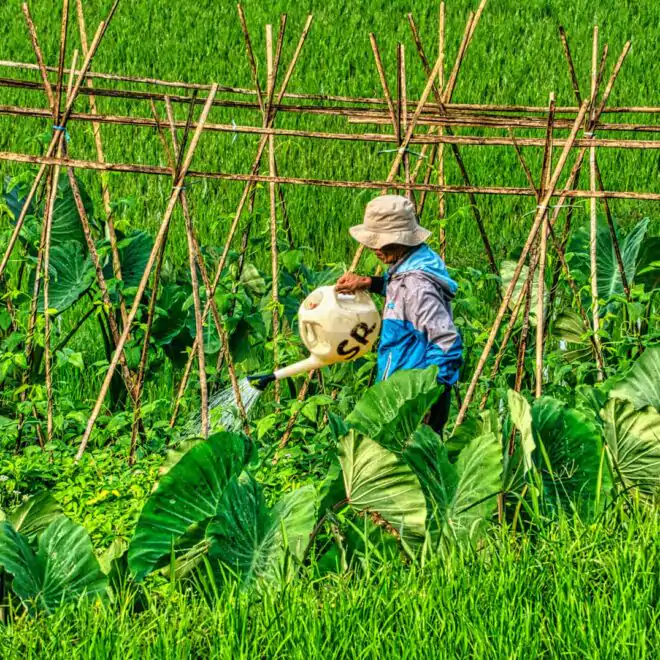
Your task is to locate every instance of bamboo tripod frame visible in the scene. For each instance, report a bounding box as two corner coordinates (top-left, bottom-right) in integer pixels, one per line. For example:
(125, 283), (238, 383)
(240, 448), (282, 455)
(0, 1), (657, 458)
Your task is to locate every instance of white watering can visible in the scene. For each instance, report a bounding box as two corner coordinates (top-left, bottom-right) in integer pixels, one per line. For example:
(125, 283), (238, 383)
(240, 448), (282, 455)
(248, 285), (381, 390)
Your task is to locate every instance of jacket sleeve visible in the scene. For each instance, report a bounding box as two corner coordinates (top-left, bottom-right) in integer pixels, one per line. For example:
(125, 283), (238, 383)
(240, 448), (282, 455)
(405, 276), (459, 354)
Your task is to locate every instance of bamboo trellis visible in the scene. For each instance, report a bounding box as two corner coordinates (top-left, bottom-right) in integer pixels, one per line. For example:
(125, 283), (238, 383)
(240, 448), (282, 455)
(0, 0), (657, 460)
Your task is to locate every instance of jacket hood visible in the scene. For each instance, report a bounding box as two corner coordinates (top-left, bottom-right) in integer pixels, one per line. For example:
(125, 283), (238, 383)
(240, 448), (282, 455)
(388, 244), (458, 298)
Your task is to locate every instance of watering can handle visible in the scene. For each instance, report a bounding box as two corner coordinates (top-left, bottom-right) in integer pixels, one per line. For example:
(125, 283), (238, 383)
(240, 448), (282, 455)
(334, 287), (370, 304)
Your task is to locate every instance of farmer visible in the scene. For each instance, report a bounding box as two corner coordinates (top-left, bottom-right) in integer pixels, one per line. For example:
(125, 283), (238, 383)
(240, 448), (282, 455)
(336, 194), (463, 436)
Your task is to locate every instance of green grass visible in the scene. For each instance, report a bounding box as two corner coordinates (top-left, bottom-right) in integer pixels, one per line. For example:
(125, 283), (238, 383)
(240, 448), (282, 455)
(1, 509), (658, 659)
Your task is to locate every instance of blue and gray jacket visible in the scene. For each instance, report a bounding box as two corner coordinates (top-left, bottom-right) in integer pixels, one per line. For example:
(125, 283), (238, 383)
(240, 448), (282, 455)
(370, 244), (463, 385)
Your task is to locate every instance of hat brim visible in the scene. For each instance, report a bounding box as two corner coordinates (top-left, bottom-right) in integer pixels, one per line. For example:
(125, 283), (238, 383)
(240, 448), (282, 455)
(349, 224), (432, 250)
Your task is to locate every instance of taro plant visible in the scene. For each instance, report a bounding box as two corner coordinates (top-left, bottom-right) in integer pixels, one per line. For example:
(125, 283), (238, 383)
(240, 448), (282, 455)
(0, 492), (107, 614)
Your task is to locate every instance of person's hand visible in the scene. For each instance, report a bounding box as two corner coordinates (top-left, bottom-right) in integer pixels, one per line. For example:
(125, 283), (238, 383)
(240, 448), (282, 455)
(336, 273), (372, 294)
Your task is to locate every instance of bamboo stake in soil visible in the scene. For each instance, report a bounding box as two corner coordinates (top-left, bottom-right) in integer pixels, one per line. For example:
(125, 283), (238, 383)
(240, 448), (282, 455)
(535, 93), (555, 398)
(590, 27), (604, 381)
(169, 15), (313, 427)
(267, 24), (281, 404)
(559, 26), (631, 302)
(42, 0), (72, 442)
(454, 100), (590, 429)
(76, 84), (219, 461)
(438, 1), (447, 258)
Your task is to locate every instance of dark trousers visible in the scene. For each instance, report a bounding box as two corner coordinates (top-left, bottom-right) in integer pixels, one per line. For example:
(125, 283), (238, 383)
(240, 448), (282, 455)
(425, 385), (452, 438)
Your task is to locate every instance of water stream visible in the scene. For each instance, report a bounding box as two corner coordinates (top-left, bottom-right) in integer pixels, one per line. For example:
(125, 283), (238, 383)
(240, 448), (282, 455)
(183, 377), (263, 437)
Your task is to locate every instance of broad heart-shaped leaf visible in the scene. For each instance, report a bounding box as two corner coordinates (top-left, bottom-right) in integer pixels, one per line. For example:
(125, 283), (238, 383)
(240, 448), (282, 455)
(207, 475), (316, 587)
(609, 346), (660, 413)
(403, 425), (457, 526)
(552, 311), (592, 364)
(601, 399), (660, 498)
(500, 260), (545, 326)
(532, 397), (607, 518)
(102, 230), (154, 289)
(8, 491), (62, 540)
(443, 432), (501, 545)
(339, 430), (426, 542)
(0, 518), (107, 614)
(50, 173), (96, 248)
(636, 236), (660, 292)
(507, 390), (535, 473)
(568, 216), (649, 301)
(128, 432), (248, 580)
(2, 176), (35, 221)
(37, 241), (95, 314)
(150, 283), (191, 347)
(346, 367), (441, 451)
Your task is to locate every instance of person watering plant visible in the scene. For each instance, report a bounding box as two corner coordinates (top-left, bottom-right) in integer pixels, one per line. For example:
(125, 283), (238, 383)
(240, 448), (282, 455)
(336, 194), (463, 436)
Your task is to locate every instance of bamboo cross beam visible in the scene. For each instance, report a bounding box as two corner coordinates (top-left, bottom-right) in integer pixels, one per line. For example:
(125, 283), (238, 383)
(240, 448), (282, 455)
(2, 149), (659, 201)
(3, 55), (660, 115)
(4, 102), (660, 149)
(76, 83), (219, 461)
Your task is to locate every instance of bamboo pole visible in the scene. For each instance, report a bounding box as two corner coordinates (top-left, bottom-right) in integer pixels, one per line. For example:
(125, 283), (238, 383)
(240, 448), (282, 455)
(405, 11), (498, 276)
(169, 15), (314, 427)
(75, 0), (128, 330)
(5, 102), (659, 149)
(590, 27), (604, 381)
(42, 0), (72, 442)
(2, 149), (659, 201)
(559, 26), (632, 302)
(535, 93), (555, 398)
(454, 100), (590, 428)
(3, 56), (660, 115)
(22, 5), (140, 409)
(266, 24), (281, 404)
(76, 84), (219, 461)
(438, 1), (447, 258)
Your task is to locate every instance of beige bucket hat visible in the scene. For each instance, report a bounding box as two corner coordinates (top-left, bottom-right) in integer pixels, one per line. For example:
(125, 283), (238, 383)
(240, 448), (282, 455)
(349, 195), (431, 250)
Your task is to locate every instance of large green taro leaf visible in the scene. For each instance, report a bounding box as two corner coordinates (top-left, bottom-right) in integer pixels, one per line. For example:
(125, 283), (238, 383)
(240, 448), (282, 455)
(0, 518), (107, 613)
(568, 217), (649, 301)
(50, 173), (95, 248)
(339, 430), (426, 542)
(601, 399), (660, 499)
(208, 475), (316, 586)
(128, 432), (247, 580)
(443, 432), (501, 544)
(532, 397), (607, 518)
(8, 491), (62, 540)
(609, 346), (660, 413)
(102, 230), (154, 289)
(38, 241), (95, 314)
(346, 367), (441, 451)
(403, 425), (457, 523)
